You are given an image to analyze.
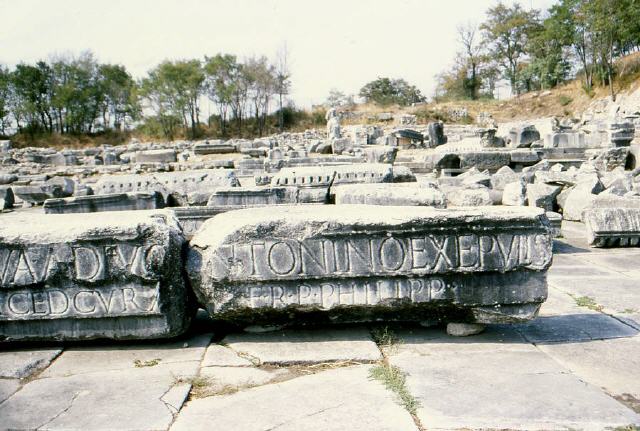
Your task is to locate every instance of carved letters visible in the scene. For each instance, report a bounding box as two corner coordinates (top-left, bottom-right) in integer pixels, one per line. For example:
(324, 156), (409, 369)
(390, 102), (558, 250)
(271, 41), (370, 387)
(0, 283), (160, 320)
(215, 272), (547, 312)
(211, 232), (551, 281)
(0, 242), (165, 287)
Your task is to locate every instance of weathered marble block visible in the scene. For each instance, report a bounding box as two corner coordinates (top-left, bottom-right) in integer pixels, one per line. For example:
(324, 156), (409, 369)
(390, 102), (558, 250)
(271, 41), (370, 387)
(271, 164), (394, 188)
(207, 187), (298, 208)
(187, 205), (553, 325)
(134, 149), (177, 163)
(0, 211), (192, 341)
(333, 183), (446, 207)
(94, 170), (239, 206)
(43, 192), (165, 214)
(584, 208), (640, 247)
(170, 207), (226, 239)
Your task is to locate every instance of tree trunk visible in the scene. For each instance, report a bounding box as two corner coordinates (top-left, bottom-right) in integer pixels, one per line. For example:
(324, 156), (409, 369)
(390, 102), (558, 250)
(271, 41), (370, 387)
(278, 93), (283, 132)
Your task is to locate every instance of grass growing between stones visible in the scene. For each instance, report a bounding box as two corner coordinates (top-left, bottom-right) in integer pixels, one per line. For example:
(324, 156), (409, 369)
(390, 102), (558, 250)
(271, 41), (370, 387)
(134, 358), (161, 368)
(371, 325), (402, 354)
(173, 375), (217, 399)
(369, 325), (423, 427)
(369, 364), (420, 416)
(572, 295), (604, 312)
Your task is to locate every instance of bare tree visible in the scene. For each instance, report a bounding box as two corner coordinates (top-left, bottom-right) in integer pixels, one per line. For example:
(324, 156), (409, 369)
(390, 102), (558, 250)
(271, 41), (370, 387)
(274, 43), (291, 133)
(457, 22), (483, 99)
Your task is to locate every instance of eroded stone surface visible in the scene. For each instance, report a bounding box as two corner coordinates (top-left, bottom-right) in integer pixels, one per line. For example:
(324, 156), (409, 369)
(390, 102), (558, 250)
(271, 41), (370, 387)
(0, 210), (193, 341)
(188, 205), (553, 325)
(333, 183), (446, 207)
(585, 207), (640, 247)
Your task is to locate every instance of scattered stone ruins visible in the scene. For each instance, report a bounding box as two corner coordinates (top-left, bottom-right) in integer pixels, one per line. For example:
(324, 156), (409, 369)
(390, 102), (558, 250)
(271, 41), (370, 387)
(1, 100), (640, 341)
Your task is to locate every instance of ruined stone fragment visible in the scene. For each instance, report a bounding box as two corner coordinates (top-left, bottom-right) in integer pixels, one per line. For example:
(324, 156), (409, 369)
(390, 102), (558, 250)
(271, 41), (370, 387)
(43, 192), (165, 214)
(333, 183), (446, 207)
(584, 208), (640, 247)
(187, 205), (552, 326)
(0, 211), (192, 341)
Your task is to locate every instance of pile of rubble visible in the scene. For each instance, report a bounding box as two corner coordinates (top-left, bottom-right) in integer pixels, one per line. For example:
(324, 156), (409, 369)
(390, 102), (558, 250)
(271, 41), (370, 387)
(1, 105), (639, 342)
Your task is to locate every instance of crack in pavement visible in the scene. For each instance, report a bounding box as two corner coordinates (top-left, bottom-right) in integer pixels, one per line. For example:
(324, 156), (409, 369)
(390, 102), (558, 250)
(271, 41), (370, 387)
(37, 391), (81, 430)
(263, 402), (347, 431)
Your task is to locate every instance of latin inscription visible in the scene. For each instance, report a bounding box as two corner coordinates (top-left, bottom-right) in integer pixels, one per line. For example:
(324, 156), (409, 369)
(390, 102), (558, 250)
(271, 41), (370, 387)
(0, 242), (165, 287)
(211, 232), (552, 281)
(216, 272), (547, 311)
(0, 283), (161, 320)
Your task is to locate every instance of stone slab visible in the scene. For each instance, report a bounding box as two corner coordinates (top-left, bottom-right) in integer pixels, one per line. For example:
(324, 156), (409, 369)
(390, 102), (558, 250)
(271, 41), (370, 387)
(0, 210), (192, 341)
(0, 348), (62, 378)
(0, 379), (20, 403)
(538, 337), (640, 398)
(548, 276), (640, 316)
(390, 344), (640, 429)
(188, 205), (553, 325)
(585, 208), (640, 247)
(93, 170), (239, 205)
(0, 361), (198, 430)
(40, 333), (211, 377)
(333, 183), (446, 207)
(171, 366), (417, 431)
(221, 328), (381, 365)
(271, 163), (394, 188)
(43, 192), (165, 214)
(515, 312), (638, 343)
(201, 344), (254, 367)
(207, 186), (297, 207)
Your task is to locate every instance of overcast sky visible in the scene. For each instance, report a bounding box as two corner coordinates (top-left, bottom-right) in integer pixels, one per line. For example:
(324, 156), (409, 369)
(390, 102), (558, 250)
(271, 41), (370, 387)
(0, 0), (556, 107)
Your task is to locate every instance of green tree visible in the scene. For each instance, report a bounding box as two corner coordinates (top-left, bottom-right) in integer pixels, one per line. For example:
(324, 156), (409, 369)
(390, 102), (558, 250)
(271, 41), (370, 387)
(204, 54), (238, 136)
(0, 66), (11, 135)
(274, 44), (291, 133)
(359, 77), (424, 106)
(481, 2), (539, 95)
(244, 56), (276, 136)
(50, 52), (103, 134)
(98, 64), (139, 131)
(11, 61), (55, 133)
(140, 60), (205, 139)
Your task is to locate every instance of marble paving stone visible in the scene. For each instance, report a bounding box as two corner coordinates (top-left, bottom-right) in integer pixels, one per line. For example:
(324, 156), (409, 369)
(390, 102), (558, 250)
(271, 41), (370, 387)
(221, 328), (381, 365)
(41, 333), (211, 378)
(388, 325), (531, 356)
(171, 366), (417, 431)
(547, 255), (621, 277)
(391, 348), (640, 430)
(201, 344), (254, 367)
(537, 286), (590, 316)
(0, 362), (199, 430)
(579, 253), (640, 274)
(549, 276), (640, 315)
(516, 312), (637, 343)
(0, 378), (21, 403)
(0, 348), (62, 378)
(538, 337), (640, 397)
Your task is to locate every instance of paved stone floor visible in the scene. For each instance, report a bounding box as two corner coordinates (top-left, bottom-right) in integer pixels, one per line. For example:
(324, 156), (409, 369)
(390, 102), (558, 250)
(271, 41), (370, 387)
(1, 221), (640, 430)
